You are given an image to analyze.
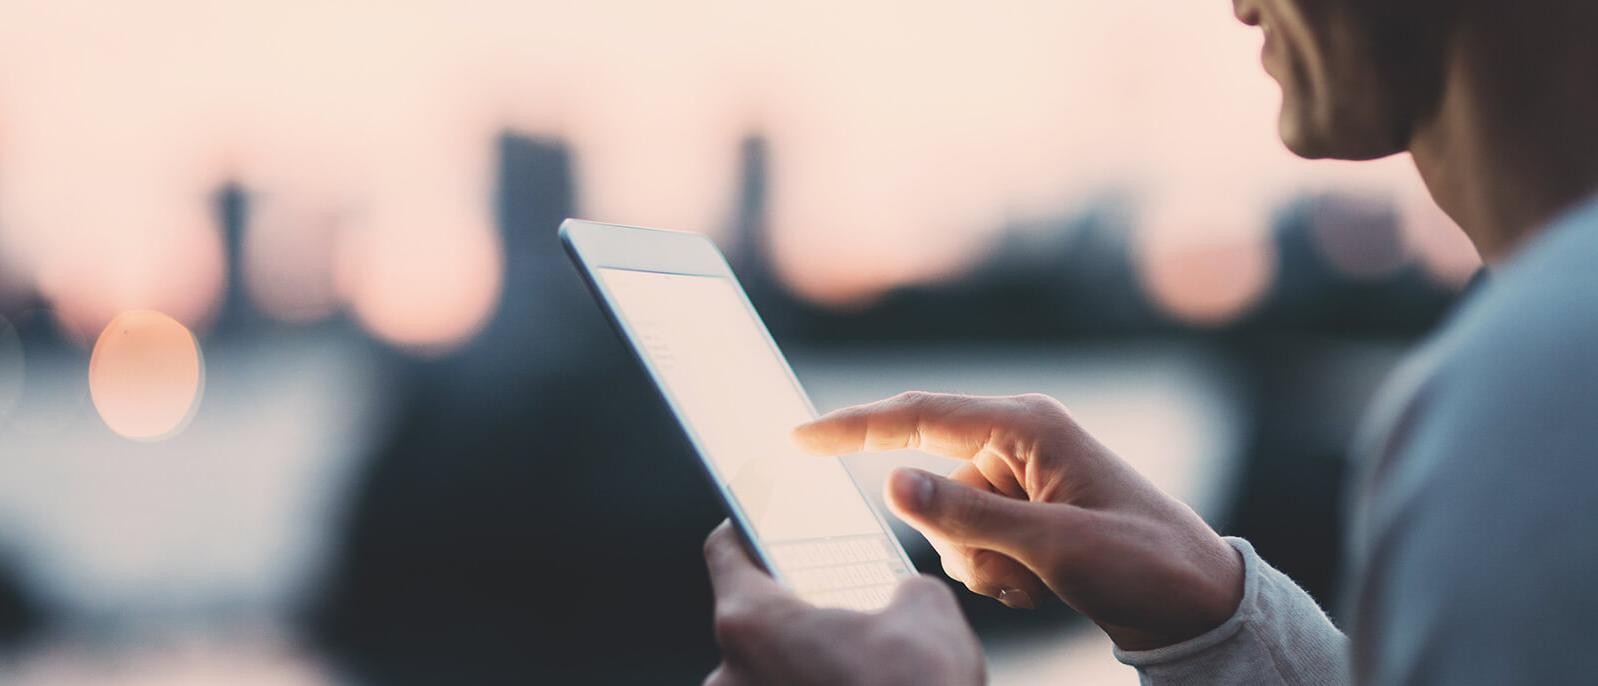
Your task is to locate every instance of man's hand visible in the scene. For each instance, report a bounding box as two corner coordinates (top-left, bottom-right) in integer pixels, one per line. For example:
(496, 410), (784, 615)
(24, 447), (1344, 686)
(794, 392), (1244, 651)
(702, 521), (983, 686)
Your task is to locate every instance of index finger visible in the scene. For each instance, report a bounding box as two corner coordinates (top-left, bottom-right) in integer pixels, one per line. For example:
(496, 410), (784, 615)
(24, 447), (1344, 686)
(703, 520), (798, 609)
(792, 391), (1058, 461)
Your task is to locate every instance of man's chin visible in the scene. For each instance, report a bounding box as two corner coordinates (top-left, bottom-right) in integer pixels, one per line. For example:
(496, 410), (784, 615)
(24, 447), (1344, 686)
(1279, 113), (1404, 162)
(1278, 115), (1335, 160)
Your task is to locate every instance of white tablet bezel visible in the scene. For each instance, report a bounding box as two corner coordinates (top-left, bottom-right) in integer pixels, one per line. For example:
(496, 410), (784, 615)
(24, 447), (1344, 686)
(560, 218), (917, 591)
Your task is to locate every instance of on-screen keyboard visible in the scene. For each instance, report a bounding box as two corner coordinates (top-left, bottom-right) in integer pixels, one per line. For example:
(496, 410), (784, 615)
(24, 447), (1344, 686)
(766, 533), (912, 611)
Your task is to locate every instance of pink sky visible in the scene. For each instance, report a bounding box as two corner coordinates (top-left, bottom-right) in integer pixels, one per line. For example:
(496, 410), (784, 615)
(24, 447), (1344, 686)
(0, 0), (1478, 349)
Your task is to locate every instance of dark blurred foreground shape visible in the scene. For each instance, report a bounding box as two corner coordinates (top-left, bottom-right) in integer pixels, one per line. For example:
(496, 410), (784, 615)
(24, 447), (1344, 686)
(309, 135), (727, 683)
(0, 558), (41, 651)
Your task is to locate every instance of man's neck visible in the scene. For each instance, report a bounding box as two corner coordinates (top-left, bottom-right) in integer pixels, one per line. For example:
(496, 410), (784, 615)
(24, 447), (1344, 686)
(1409, 2), (1598, 265)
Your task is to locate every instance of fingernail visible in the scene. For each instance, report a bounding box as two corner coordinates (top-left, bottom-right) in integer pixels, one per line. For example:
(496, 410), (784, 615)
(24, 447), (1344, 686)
(890, 468), (933, 512)
(997, 588), (1035, 609)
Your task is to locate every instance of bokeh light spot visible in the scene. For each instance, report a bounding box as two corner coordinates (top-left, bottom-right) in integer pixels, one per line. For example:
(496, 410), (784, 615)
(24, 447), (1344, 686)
(88, 310), (204, 440)
(1135, 223), (1276, 327)
(342, 221), (503, 356)
(1307, 194), (1409, 280)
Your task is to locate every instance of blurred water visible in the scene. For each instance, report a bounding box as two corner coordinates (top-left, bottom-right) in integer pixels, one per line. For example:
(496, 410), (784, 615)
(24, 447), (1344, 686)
(0, 332), (385, 632)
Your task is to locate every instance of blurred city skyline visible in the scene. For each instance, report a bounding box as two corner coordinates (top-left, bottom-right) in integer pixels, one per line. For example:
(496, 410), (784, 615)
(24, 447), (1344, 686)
(0, 0), (1479, 355)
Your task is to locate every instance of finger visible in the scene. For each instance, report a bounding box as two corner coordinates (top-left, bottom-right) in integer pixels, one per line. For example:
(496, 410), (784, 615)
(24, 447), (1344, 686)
(930, 531), (1052, 608)
(703, 521), (794, 609)
(940, 465), (1049, 607)
(885, 467), (1078, 561)
(793, 392), (1055, 461)
(928, 464), (1002, 581)
(946, 462), (993, 490)
(963, 549), (1051, 609)
(950, 460), (1025, 512)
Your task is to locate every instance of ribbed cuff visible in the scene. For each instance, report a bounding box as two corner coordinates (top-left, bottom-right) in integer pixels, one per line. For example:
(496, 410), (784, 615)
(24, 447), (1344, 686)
(1111, 537), (1348, 685)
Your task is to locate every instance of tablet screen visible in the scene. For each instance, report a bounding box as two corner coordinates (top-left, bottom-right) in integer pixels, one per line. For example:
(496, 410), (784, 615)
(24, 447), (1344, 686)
(598, 267), (910, 609)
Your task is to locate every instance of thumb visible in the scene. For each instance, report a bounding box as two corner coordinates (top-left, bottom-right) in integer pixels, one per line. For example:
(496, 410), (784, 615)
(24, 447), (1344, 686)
(885, 467), (1061, 561)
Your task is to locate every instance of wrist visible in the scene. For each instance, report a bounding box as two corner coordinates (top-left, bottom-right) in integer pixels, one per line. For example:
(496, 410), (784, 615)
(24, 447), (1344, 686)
(1104, 534), (1245, 652)
(1193, 535), (1246, 632)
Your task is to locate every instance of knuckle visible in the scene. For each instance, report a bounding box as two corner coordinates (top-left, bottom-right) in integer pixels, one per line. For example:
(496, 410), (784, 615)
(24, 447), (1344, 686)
(1015, 392), (1070, 419)
(962, 551), (1015, 599)
(966, 548), (1009, 580)
(892, 390), (934, 406)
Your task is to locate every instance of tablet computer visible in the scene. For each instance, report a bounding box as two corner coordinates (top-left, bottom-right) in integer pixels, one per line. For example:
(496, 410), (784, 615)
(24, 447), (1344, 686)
(561, 219), (916, 611)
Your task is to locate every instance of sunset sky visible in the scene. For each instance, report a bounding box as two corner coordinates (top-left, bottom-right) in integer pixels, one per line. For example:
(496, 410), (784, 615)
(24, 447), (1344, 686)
(0, 0), (1478, 349)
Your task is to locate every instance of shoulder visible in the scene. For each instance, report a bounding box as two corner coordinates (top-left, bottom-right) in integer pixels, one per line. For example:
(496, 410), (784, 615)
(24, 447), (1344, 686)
(1415, 205), (1598, 492)
(1431, 203), (1598, 405)
(1348, 206), (1598, 683)
(1366, 206), (1598, 484)
(1354, 202), (1598, 491)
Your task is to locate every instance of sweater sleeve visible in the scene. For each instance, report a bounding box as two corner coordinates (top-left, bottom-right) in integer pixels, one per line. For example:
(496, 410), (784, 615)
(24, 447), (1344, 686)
(1112, 538), (1349, 685)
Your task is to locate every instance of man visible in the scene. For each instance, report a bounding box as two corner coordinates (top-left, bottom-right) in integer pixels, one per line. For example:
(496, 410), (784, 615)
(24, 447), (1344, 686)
(702, 0), (1598, 683)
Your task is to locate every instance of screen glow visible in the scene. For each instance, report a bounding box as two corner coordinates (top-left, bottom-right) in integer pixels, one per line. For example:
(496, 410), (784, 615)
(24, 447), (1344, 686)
(597, 267), (882, 543)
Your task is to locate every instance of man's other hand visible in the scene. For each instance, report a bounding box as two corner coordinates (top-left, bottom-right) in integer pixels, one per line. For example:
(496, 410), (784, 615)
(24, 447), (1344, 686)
(702, 521), (983, 686)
